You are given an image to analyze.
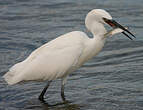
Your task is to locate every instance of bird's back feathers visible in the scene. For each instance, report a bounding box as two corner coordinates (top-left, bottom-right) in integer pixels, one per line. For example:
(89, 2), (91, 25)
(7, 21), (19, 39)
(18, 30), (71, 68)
(3, 31), (89, 85)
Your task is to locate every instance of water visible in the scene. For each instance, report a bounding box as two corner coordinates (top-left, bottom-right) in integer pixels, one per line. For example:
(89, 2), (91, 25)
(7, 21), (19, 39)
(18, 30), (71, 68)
(0, 0), (143, 109)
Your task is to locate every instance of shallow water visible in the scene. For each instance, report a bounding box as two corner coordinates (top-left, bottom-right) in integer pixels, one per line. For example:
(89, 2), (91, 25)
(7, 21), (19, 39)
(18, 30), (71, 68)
(0, 0), (143, 110)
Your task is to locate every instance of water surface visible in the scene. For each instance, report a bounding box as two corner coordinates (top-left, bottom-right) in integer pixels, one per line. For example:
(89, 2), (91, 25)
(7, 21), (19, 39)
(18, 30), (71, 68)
(0, 0), (143, 109)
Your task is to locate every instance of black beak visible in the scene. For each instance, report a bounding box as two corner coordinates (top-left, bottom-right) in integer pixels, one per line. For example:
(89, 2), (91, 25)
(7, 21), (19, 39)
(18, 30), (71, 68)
(103, 18), (136, 40)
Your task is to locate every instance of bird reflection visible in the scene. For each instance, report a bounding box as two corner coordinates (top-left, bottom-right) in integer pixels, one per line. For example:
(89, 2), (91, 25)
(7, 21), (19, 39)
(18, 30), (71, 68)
(42, 101), (81, 110)
(25, 98), (81, 110)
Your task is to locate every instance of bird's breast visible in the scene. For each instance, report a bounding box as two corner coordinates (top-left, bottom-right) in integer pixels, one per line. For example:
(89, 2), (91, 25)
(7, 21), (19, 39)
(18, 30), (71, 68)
(77, 38), (105, 67)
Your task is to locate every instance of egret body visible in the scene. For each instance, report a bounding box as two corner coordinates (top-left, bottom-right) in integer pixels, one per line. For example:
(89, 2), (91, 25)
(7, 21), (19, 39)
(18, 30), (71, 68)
(3, 9), (135, 102)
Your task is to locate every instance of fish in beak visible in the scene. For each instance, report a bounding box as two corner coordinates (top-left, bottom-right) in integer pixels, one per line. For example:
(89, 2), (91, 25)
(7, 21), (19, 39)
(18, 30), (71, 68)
(103, 18), (136, 40)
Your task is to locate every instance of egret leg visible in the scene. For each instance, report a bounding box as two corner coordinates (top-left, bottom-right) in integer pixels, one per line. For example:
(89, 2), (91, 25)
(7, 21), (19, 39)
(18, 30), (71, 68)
(39, 81), (52, 102)
(61, 77), (67, 102)
(61, 83), (66, 101)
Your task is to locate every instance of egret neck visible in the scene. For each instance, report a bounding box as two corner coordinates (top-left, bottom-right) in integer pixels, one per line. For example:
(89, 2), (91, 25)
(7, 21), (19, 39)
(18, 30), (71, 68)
(91, 21), (107, 40)
(89, 21), (107, 57)
(78, 22), (107, 66)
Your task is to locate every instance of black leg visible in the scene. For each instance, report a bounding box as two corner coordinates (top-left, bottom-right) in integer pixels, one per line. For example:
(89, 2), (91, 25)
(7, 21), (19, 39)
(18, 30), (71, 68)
(61, 83), (66, 101)
(39, 81), (52, 102)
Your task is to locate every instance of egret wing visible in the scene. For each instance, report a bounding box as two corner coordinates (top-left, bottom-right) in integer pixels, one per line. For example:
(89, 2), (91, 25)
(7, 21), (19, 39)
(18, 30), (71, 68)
(22, 44), (84, 81)
(3, 31), (87, 84)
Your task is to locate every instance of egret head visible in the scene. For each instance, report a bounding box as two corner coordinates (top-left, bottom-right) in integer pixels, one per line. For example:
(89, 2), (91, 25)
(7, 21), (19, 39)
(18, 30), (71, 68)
(85, 9), (135, 39)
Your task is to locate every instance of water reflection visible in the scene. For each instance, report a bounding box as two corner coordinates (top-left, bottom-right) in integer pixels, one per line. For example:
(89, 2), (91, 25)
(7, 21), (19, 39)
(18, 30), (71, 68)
(24, 98), (81, 110)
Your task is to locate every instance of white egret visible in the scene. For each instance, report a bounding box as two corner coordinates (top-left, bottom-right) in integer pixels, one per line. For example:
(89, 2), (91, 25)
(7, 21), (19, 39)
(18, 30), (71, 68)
(3, 9), (135, 102)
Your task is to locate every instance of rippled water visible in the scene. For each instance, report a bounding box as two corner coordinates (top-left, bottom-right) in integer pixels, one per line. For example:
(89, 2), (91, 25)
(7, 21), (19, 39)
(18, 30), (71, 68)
(0, 0), (143, 109)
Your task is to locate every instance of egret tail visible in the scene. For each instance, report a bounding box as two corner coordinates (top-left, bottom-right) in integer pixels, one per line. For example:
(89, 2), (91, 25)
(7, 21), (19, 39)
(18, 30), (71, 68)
(3, 62), (25, 85)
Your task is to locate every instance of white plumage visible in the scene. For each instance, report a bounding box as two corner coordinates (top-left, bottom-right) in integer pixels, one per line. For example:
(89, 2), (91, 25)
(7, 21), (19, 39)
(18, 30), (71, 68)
(3, 9), (134, 102)
(3, 31), (105, 85)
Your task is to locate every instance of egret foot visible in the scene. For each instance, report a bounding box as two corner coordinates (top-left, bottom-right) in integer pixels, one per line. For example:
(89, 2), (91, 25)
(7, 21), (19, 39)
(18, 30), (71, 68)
(38, 95), (45, 102)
